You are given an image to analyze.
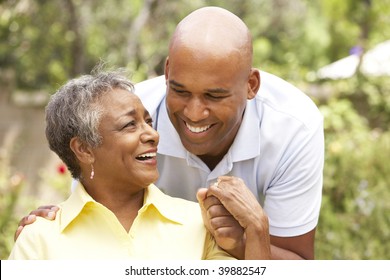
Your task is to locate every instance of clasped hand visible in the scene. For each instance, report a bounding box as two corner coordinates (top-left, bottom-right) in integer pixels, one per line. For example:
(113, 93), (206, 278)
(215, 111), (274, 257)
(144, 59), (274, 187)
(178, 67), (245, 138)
(197, 176), (271, 260)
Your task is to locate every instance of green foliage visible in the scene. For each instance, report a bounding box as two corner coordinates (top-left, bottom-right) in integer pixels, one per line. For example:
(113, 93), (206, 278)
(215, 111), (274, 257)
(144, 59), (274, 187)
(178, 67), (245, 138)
(0, 144), (25, 259)
(0, 155), (70, 259)
(314, 60), (390, 258)
(316, 98), (390, 259)
(0, 175), (23, 259)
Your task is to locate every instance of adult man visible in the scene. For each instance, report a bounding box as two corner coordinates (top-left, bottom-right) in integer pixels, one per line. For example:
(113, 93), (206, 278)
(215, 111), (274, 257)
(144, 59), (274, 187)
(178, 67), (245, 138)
(16, 7), (324, 259)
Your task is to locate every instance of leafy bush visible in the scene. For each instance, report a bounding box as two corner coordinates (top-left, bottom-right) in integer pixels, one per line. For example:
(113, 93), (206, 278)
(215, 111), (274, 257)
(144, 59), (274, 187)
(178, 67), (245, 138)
(0, 146), (25, 259)
(316, 98), (390, 259)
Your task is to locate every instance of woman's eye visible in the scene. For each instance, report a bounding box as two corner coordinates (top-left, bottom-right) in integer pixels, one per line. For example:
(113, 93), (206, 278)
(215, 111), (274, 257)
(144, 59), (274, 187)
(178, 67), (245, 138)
(146, 118), (153, 126)
(123, 121), (136, 129)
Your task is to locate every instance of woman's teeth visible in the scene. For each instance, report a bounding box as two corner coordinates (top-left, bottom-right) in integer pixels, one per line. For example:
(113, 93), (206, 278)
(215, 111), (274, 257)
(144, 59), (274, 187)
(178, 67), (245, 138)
(136, 152), (156, 160)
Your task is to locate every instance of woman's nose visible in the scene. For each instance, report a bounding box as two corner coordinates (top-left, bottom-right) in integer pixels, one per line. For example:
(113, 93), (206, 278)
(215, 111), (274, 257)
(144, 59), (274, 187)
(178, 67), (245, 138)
(140, 123), (159, 144)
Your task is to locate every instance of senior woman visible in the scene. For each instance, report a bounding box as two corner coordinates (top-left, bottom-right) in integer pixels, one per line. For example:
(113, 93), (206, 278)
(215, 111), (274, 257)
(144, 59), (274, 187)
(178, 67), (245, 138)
(8, 69), (234, 260)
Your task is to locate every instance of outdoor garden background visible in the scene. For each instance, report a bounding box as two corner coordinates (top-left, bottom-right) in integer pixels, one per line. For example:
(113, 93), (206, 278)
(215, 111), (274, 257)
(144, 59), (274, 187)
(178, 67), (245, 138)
(1, 0), (389, 259)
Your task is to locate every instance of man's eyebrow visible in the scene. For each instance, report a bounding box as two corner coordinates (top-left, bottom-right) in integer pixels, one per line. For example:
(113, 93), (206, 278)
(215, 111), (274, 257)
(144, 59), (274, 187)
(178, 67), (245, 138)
(169, 80), (185, 88)
(169, 80), (229, 94)
(206, 88), (229, 94)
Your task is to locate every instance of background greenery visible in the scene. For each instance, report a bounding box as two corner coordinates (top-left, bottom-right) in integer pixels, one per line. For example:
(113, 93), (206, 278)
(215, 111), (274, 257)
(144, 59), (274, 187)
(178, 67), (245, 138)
(1, 0), (389, 259)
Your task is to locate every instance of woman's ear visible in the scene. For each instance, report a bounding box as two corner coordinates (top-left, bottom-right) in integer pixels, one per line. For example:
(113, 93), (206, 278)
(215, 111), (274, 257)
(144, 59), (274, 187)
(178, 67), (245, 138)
(70, 137), (94, 164)
(247, 68), (261, 100)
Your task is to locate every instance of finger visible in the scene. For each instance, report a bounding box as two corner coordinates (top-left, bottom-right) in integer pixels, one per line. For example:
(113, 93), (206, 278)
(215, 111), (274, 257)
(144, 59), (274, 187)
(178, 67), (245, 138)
(18, 214), (36, 227)
(203, 195), (222, 211)
(29, 208), (57, 220)
(197, 188), (213, 232)
(15, 214), (36, 241)
(207, 204), (231, 218)
(211, 225), (244, 251)
(209, 215), (241, 231)
(196, 188), (208, 204)
(212, 224), (244, 239)
(37, 205), (58, 210)
(14, 226), (23, 241)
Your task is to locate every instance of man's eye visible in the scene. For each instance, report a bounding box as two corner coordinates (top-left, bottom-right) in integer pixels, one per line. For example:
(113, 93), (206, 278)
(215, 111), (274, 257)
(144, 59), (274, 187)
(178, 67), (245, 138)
(206, 93), (224, 99)
(172, 88), (190, 96)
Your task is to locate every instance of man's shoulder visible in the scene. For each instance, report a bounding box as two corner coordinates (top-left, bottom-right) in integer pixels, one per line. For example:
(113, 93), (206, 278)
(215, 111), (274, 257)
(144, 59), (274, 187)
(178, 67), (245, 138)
(134, 75), (166, 114)
(256, 71), (322, 129)
(258, 71), (312, 103)
(134, 75), (166, 91)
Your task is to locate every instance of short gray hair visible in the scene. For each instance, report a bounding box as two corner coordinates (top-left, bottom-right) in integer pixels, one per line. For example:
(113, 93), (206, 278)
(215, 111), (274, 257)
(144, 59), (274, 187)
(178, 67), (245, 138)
(45, 69), (134, 179)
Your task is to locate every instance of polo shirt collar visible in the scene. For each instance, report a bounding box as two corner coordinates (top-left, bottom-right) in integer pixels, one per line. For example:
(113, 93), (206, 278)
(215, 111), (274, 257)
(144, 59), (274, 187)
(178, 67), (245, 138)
(230, 99), (261, 161)
(157, 98), (261, 162)
(156, 98), (187, 158)
(59, 183), (94, 232)
(59, 183), (186, 232)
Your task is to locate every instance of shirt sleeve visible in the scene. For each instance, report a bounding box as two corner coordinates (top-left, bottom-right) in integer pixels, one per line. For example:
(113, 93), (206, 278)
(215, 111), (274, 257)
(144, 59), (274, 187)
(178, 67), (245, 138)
(8, 222), (43, 259)
(265, 119), (324, 237)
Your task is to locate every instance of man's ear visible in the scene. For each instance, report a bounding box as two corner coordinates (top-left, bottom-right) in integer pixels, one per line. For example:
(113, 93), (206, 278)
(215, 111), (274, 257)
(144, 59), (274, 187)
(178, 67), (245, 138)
(247, 68), (260, 100)
(164, 57), (170, 81)
(70, 137), (94, 164)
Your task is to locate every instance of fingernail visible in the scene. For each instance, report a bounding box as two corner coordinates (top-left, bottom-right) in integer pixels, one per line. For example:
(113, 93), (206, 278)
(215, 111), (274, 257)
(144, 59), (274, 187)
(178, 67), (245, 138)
(47, 211), (55, 219)
(27, 215), (35, 222)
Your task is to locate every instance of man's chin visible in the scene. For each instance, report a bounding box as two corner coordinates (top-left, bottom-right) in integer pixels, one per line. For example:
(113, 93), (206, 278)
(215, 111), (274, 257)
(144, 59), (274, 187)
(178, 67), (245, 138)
(182, 141), (210, 156)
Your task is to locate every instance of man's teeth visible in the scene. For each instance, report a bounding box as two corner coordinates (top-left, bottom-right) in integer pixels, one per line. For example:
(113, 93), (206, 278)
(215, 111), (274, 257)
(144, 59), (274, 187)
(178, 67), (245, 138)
(186, 123), (211, 133)
(137, 152), (156, 159)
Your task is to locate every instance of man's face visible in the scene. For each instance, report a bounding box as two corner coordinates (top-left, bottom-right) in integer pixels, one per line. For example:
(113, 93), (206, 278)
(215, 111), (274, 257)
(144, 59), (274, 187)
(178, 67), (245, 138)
(165, 46), (251, 160)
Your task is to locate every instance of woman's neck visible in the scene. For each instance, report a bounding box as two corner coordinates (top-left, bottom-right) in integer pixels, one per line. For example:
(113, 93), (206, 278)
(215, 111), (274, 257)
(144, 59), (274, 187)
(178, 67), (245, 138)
(83, 180), (146, 232)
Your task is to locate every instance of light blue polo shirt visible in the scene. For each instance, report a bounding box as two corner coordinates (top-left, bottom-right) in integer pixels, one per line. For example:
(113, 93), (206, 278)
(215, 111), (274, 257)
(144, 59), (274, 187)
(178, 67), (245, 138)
(134, 71), (324, 238)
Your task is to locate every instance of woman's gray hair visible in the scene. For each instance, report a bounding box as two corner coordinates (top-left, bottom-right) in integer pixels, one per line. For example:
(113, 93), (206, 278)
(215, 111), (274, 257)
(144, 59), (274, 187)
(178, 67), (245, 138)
(45, 68), (134, 179)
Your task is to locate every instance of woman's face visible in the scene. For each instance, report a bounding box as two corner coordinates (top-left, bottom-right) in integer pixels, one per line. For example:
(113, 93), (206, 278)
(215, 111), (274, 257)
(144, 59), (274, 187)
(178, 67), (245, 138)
(91, 88), (159, 191)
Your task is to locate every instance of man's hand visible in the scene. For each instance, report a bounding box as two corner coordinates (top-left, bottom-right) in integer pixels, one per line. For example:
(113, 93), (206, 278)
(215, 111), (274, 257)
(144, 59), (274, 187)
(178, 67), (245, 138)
(205, 176), (271, 259)
(14, 205), (59, 241)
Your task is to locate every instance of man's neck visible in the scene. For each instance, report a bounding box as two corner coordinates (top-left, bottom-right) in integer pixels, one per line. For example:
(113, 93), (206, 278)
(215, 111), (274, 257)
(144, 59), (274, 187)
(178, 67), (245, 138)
(198, 153), (224, 171)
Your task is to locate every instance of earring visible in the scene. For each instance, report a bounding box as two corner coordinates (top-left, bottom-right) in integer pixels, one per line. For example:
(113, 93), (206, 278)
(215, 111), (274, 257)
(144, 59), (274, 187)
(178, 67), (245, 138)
(90, 163), (95, 179)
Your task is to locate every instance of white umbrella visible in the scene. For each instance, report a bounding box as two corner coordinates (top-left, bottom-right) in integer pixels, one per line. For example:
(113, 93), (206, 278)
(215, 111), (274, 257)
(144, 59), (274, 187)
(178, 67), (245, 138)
(317, 40), (390, 79)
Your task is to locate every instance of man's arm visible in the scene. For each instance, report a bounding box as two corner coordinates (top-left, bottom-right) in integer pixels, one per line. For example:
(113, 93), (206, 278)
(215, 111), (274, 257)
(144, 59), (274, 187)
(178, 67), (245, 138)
(270, 229), (315, 260)
(197, 176), (315, 260)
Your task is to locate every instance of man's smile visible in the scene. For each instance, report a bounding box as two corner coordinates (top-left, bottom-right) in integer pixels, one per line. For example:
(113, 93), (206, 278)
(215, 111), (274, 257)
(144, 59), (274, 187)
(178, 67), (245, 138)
(185, 122), (211, 133)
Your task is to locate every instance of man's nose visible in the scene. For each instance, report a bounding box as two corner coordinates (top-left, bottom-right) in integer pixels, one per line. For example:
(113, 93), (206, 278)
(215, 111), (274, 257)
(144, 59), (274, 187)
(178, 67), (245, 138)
(183, 98), (209, 122)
